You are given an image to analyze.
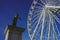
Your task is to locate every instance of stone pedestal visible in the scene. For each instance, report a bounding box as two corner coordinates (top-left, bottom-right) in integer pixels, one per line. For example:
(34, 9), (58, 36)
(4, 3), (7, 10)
(4, 25), (25, 40)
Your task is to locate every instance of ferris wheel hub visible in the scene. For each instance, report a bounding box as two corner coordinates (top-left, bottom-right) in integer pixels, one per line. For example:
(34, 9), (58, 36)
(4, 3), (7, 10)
(44, 5), (60, 14)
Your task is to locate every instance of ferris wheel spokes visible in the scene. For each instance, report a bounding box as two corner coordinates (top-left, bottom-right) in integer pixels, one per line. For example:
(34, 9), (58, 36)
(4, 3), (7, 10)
(47, 12), (51, 40)
(28, 0), (60, 40)
(32, 11), (43, 40)
(48, 9), (60, 24)
(48, 9), (60, 40)
(40, 8), (46, 40)
(54, 21), (60, 36)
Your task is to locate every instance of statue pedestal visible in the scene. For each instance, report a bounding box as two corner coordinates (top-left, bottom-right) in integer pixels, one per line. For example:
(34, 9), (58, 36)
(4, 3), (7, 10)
(4, 25), (25, 40)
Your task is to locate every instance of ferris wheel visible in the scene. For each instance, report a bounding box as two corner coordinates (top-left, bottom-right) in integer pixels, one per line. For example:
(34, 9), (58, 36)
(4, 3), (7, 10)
(27, 0), (60, 40)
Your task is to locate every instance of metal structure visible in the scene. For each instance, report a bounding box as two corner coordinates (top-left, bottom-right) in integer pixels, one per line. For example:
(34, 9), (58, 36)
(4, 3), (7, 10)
(27, 0), (60, 40)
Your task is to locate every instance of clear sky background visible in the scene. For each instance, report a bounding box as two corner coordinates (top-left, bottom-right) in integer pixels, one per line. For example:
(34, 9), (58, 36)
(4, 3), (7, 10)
(0, 0), (33, 40)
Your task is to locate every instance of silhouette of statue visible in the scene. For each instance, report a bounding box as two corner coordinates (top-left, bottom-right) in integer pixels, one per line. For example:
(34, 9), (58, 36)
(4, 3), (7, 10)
(12, 14), (19, 26)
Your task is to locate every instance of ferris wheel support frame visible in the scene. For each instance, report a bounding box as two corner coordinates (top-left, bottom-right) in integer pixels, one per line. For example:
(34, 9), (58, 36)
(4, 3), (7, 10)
(46, 5), (60, 8)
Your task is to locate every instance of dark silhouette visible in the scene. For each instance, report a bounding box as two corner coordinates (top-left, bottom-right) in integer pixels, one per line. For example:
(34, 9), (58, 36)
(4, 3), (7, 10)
(12, 13), (21, 26)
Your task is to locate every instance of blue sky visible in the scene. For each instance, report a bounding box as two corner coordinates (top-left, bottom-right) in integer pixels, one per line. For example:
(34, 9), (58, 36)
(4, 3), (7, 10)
(0, 0), (33, 40)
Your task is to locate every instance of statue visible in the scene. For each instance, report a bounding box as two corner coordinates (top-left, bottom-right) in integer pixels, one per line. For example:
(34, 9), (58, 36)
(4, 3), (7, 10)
(12, 13), (21, 26)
